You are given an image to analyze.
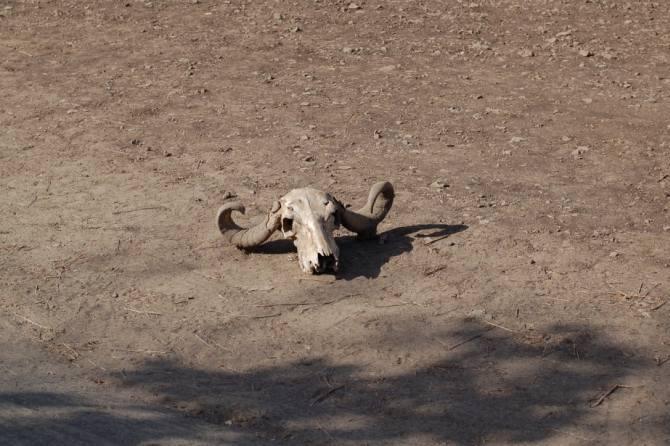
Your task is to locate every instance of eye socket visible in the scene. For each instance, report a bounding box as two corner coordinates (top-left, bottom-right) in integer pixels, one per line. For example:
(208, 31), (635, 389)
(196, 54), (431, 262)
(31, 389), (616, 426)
(282, 217), (294, 233)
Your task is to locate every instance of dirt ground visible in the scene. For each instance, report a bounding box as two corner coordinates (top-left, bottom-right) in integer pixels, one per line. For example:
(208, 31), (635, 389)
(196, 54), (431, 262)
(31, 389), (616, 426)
(1, 0), (670, 444)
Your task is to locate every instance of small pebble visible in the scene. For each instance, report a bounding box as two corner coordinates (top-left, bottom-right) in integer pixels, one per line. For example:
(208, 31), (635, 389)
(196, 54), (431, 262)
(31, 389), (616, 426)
(430, 179), (450, 189)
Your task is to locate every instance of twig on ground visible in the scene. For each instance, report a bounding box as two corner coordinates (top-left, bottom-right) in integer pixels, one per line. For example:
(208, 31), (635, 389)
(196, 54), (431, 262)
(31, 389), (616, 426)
(13, 313), (51, 330)
(481, 319), (517, 332)
(590, 384), (634, 408)
(424, 234), (451, 245)
(195, 271), (221, 282)
(298, 276), (336, 284)
(650, 301), (667, 311)
(374, 302), (411, 308)
(112, 348), (169, 355)
(194, 244), (220, 251)
(243, 312), (282, 319)
(235, 285), (274, 292)
(194, 333), (212, 348)
(447, 334), (484, 351)
(310, 385), (345, 406)
(643, 283), (661, 298)
(609, 282), (661, 301)
(255, 293), (361, 308)
(423, 265), (447, 276)
(320, 293), (361, 306)
(123, 307), (162, 316)
(654, 355), (669, 367)
(112, 206), (169, 215)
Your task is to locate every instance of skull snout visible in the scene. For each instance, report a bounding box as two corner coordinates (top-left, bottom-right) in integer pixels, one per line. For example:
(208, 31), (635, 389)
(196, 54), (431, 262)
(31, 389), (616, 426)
(306, 250), (337, 274)
(301, 234), (338, 272)
(316, 253), (336, 273)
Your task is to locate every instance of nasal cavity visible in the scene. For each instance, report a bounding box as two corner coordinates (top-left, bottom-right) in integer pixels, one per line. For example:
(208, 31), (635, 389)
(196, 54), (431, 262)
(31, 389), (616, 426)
(316, 253), (336, 272)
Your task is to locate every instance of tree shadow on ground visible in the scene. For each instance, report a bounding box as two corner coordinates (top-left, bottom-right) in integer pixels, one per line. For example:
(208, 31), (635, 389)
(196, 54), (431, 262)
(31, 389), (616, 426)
(91, 321), (654, 444)
(2, 321), (665, 445)
(0, 392), (239, 445)
(253, 224), (468, 280)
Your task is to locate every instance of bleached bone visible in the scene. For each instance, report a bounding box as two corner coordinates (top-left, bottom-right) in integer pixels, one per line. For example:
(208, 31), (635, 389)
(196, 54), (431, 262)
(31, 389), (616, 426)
(217, 182), (394, 274)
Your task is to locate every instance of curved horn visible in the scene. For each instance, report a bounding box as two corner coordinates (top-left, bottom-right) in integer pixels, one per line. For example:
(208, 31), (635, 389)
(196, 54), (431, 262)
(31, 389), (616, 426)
(217, 201), (281, 249)
(338, 181), (394, 239)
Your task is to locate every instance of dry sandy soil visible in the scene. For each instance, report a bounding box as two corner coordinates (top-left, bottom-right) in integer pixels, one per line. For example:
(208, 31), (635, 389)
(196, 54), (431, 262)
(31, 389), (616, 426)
(2, 0), (670, 444)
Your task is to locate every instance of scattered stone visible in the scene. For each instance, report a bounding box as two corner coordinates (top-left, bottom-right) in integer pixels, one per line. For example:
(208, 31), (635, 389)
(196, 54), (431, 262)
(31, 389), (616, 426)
(609, 251), (619, 258)
(289, 25), (302, 33)
(373, 130), (382, 139)
(430, 179), (450, 189)
(582, 97), (593, 104)
(509, 136), (525, 144)
(579, 49), (594, 57)
(518, 49), (534, 58)
(273, 12), (283, 21)
(343, 47), (363, 54)
(303, 155), (315, 162)
(572, 146), (590, 158)
(347, 2), (361, 10)
(130, 139), (142, 145)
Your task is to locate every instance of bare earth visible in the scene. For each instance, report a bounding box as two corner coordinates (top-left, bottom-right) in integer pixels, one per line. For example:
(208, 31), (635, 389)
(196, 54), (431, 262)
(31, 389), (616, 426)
(1, 1), (669, 445)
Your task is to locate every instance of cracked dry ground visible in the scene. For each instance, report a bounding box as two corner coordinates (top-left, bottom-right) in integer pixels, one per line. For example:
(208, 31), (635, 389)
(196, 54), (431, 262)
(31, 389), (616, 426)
(1, 1), (669, 445)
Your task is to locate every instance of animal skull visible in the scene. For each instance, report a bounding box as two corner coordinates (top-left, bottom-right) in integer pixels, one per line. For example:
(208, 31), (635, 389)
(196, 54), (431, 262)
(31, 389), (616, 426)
(217, 182), (394, 274)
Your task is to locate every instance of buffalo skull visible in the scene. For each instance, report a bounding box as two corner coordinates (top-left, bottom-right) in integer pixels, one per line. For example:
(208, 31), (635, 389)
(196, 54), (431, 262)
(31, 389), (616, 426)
(217, 182), (394, 274)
